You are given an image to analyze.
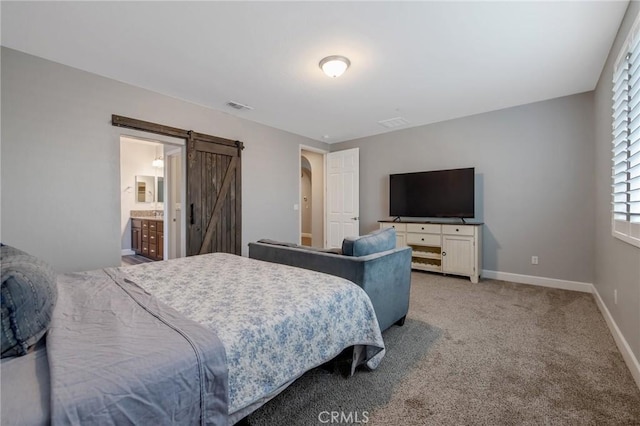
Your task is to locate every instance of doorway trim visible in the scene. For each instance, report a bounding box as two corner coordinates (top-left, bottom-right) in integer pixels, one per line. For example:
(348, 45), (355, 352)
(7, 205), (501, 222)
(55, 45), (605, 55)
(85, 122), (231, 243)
(165, 147), (187, 259)
(299, 145), (328, 248)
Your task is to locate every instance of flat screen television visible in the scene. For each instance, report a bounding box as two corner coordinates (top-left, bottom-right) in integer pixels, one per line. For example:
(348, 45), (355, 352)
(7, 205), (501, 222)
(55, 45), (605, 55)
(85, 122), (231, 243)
(389, 167), (475, 218)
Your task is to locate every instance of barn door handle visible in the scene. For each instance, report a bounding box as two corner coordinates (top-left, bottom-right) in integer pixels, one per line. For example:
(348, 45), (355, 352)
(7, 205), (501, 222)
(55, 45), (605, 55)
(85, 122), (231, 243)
(190, 203), (195, 225)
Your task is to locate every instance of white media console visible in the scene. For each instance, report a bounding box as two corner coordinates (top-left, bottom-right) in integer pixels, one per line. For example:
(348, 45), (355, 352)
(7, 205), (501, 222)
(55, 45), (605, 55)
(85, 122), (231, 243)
(379, 220), (483, 283)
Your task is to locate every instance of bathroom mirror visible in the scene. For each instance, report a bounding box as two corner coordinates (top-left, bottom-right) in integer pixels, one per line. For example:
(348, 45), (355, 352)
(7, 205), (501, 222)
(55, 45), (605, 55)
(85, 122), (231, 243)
(135, 175), (155, 203)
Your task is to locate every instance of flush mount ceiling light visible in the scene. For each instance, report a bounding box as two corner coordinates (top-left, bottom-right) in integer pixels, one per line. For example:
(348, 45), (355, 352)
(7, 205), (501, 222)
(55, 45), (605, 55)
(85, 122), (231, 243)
(319, 55), (351, 78)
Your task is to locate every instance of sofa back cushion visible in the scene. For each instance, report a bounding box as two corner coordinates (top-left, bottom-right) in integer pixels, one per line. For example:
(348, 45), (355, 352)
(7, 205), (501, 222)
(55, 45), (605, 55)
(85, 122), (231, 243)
(342, 227), (396, 257)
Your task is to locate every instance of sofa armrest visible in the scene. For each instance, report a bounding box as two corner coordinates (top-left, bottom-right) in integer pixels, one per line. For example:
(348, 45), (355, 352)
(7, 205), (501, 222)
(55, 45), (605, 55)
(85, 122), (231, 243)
(357, 247), (412, 331)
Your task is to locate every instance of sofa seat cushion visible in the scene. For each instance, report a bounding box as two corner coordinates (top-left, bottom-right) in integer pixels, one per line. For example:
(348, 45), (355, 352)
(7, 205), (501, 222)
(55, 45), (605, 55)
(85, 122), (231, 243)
(342, 227), (396, 257)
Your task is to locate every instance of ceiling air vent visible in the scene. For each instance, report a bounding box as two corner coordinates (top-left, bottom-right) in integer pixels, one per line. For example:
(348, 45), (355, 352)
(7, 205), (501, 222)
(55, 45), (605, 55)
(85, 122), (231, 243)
(378, 117), (410, 129)
(226, 101), (254, 111)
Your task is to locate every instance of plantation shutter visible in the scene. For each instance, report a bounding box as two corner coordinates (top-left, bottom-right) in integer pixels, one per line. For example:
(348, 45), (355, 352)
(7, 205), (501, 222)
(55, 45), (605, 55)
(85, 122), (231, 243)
(612, 18), (640, 247)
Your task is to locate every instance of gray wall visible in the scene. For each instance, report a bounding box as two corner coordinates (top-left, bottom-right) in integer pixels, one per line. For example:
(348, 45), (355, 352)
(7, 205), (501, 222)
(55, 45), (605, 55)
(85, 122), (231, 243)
(332, 93), (596, 284)
(1, 47), (327, 272)
(593, 1), (640, 365)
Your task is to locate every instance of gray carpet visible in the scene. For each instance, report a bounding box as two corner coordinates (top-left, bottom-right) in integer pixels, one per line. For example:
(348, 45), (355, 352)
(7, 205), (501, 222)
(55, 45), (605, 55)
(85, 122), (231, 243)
(247, 317), (440, 425)
(248, 272), (640, 425)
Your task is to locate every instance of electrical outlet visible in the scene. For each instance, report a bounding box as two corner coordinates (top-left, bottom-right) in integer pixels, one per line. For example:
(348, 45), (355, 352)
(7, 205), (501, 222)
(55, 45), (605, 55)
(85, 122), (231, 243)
(614, 289), (618, 305)
(531, 256), (539, 265)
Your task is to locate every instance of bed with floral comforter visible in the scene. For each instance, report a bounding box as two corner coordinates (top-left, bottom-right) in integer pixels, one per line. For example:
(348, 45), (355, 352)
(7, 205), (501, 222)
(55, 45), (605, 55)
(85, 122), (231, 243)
(118, 253), (385, 423)
(1, 252), (384, 426)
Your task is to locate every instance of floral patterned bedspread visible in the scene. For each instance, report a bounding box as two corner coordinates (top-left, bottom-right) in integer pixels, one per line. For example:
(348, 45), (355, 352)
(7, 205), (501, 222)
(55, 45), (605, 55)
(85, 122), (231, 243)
(118, 253), (385, 415)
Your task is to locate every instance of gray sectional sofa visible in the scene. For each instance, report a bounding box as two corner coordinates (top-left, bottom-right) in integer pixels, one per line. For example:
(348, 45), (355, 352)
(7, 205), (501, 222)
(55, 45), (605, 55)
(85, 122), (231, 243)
(248, 227), (412, 332)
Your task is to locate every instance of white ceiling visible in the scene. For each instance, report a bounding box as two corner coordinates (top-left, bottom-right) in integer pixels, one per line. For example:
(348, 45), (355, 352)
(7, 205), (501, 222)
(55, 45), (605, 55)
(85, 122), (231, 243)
(1, 1), (629, 143)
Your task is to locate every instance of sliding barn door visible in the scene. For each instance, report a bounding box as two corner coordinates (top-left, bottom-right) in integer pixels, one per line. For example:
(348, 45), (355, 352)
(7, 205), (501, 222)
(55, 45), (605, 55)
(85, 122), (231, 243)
(187, 132), (243, 256)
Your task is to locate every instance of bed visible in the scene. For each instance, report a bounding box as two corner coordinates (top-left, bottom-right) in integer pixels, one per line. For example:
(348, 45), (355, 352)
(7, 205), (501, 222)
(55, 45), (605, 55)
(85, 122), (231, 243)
(0, 249), (385, 425)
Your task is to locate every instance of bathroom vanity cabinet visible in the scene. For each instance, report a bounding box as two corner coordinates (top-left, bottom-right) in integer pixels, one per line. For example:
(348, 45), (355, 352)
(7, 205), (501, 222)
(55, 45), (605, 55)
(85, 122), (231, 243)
(132, 218), (164, 261)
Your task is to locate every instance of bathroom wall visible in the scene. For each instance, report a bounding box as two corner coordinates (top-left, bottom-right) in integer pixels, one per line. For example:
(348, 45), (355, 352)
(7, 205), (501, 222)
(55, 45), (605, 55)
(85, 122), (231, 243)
(120, 138), (164, 252)
(302, 149), (325, 248)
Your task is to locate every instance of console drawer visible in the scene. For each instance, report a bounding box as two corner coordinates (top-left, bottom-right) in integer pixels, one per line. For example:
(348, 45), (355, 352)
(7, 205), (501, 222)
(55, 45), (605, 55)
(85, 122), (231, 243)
(407, 233), (441, 246)
(442, 225), (475, 236)
(380, 222), (406, 232)
(407, 223), (441, 234)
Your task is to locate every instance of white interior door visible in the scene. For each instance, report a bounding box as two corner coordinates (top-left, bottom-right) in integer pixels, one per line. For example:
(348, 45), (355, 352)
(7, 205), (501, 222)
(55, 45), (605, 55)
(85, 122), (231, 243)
(326, 148), (359, 248)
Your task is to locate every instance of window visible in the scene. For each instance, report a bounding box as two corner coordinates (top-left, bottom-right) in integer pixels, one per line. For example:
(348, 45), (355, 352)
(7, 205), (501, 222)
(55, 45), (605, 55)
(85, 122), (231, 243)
(612, 15), (640, 248)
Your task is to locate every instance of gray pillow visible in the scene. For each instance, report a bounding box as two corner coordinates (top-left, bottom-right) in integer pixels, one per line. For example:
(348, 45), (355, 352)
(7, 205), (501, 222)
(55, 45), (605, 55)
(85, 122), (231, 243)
(342, 227), (396, 257)
(1, 244), (57, 358)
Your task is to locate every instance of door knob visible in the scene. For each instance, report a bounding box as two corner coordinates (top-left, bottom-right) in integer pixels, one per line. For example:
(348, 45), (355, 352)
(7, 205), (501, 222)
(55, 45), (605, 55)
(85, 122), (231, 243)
(351, 217), (359, 220)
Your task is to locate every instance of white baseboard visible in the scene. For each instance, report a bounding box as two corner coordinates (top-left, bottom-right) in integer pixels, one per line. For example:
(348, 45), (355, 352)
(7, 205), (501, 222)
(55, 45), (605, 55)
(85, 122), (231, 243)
(591, 285), (640, 390)
(121, 249), (135, 256)
(481, 270), (593, 293)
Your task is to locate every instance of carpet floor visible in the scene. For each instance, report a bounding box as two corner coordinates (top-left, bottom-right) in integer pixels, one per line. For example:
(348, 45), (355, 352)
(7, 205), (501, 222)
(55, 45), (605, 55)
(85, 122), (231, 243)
(121, 254), (154, 266)
(248, 272), (640, 425)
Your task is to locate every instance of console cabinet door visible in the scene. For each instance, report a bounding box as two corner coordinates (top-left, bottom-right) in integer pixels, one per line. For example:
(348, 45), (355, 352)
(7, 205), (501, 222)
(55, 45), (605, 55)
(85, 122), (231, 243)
(442, 235), (474, 277)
